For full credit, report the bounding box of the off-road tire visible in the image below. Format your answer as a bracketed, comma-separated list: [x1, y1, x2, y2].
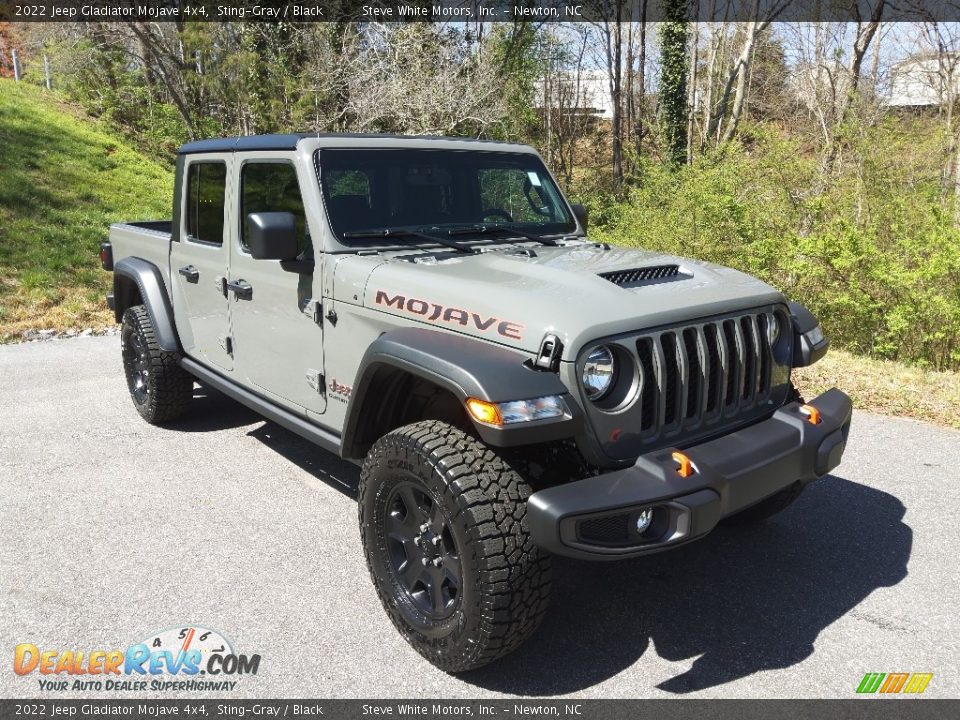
[723, 381, 807, 525]
[121, 305, 193, 424]
[359, 420, 552, 673]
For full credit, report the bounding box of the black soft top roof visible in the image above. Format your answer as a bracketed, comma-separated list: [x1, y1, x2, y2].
[177, 133, 522, 155]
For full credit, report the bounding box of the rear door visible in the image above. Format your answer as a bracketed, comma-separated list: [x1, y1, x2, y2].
[170, 155, 234, 372]
[227, 153, 326, 414]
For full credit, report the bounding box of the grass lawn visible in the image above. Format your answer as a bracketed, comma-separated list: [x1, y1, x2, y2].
[795, 348, 960, 430]
[0, 79, 173, 338]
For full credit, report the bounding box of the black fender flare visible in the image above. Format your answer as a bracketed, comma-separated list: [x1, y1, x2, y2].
[341, 327, 583, 458]
[113, 257, 181, 353]
[788, 301, 829, 367]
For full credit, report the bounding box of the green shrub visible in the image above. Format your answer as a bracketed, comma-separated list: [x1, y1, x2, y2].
[594, 124, 960, 371]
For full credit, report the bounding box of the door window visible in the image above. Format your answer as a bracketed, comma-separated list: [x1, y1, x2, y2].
[185, 162, 227, 245]
[240, 162, 308, 253]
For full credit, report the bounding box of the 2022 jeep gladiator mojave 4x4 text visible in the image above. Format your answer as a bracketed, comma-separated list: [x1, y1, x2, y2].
[102, 134, 851, 672]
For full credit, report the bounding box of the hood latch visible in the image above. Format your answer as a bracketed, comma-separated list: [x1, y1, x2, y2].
[533, 333, 563, 372]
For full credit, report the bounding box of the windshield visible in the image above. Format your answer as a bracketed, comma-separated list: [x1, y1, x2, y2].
[316, 149, 576, 242]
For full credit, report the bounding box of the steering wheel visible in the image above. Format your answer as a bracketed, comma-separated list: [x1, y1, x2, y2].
[481, 208, 513, 222]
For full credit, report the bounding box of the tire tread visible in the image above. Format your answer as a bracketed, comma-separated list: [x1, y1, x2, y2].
[359, 420, 552, 672]
[121, 306, 192, 424]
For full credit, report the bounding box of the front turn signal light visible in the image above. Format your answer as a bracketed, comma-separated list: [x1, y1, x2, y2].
[799, 404, 821, 425]
[672, 451, 695, 478]
[466, 398, 503, 426]
[465, 395, 567, 427]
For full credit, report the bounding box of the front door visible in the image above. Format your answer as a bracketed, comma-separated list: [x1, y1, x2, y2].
[227, 154, 326, 414]
[170, 156, 234, 372]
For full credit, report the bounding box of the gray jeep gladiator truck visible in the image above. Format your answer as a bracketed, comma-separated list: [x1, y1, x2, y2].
[101, 133, 851, 672]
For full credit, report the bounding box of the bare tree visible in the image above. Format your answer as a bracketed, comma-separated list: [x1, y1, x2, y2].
[708, 0, 789, 144]
[538, 25, 595, 185]
[338, 24, 507, 136]
[591, 0, 628, 183]
[816, 2, 887, 170]
[125, 22, 197, 138]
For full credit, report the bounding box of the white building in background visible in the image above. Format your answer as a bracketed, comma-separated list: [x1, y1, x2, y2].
[888, 53, 960, 108]
[788, 53, 960, 111]
[535, 69, 614, 120]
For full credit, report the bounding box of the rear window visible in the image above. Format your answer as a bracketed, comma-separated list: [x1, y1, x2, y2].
[185, 162, 227, 245]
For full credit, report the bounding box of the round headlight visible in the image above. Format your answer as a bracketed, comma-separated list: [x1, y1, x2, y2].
[583, 345, 616, 400]
[767, 315, 781, 345]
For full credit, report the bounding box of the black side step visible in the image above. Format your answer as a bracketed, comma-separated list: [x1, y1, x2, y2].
[179, 357, 345, 460]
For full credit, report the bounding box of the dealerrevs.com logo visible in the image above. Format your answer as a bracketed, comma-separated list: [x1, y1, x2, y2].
[13, 626, 260, 692]
[856, 672, 933, 695]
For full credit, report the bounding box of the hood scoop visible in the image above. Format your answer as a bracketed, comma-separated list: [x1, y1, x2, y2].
[598, 264, 683, 288]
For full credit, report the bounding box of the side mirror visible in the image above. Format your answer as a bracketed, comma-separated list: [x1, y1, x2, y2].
[247, 212, 298, 260]
[570, 203, 588, 233]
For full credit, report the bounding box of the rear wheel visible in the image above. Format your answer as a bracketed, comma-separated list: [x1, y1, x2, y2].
[359, 420, 552, 672]
[121, 305, 193, 424]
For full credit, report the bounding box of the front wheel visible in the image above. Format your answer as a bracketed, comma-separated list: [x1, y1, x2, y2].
[359, 421, 552, 672]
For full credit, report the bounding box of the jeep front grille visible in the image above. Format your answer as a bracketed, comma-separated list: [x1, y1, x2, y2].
[636, 312, 778, 433]
[581, 306, 791, 462]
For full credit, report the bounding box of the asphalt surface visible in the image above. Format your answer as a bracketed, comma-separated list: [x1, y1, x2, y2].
[1, 335, 958, 699]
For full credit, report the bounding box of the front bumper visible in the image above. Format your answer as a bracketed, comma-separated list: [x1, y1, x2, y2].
[527, 388, 852, 560]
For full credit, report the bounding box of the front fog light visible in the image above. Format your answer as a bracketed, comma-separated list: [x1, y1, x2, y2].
[466, 395, 567, 426]
[635, 509, 653, 533]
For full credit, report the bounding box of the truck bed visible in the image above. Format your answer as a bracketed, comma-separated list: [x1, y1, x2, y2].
[123, 220, 172, 235]
[109, 220, 173, 290]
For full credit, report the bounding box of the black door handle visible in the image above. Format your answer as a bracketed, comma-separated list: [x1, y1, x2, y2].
[226, 279, 253, 300]
[178, 265, 199, 283]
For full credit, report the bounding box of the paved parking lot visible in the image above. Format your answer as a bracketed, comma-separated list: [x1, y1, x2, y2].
[1, 336, 958, 698]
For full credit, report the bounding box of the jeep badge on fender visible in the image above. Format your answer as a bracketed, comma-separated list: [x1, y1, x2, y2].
[102, 133, 850, 672]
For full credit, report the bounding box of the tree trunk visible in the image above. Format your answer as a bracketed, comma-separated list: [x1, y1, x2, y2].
[719, 20, 759, 144]
[611, 6, 624, 184]
[823, 3, 885, 175]
[701, 22, 721, 149]
[625, 21, 634, 155]
[686, 22, 699, 163]
[635, 4, 647, 155]
[658, 4, 689, 165]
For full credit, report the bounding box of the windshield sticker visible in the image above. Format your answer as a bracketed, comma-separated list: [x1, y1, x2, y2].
[527, 171, 542, 187]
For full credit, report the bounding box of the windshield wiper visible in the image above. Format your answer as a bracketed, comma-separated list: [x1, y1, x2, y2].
[342, 228, 476, 254]
[447, 224, 559, 247]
